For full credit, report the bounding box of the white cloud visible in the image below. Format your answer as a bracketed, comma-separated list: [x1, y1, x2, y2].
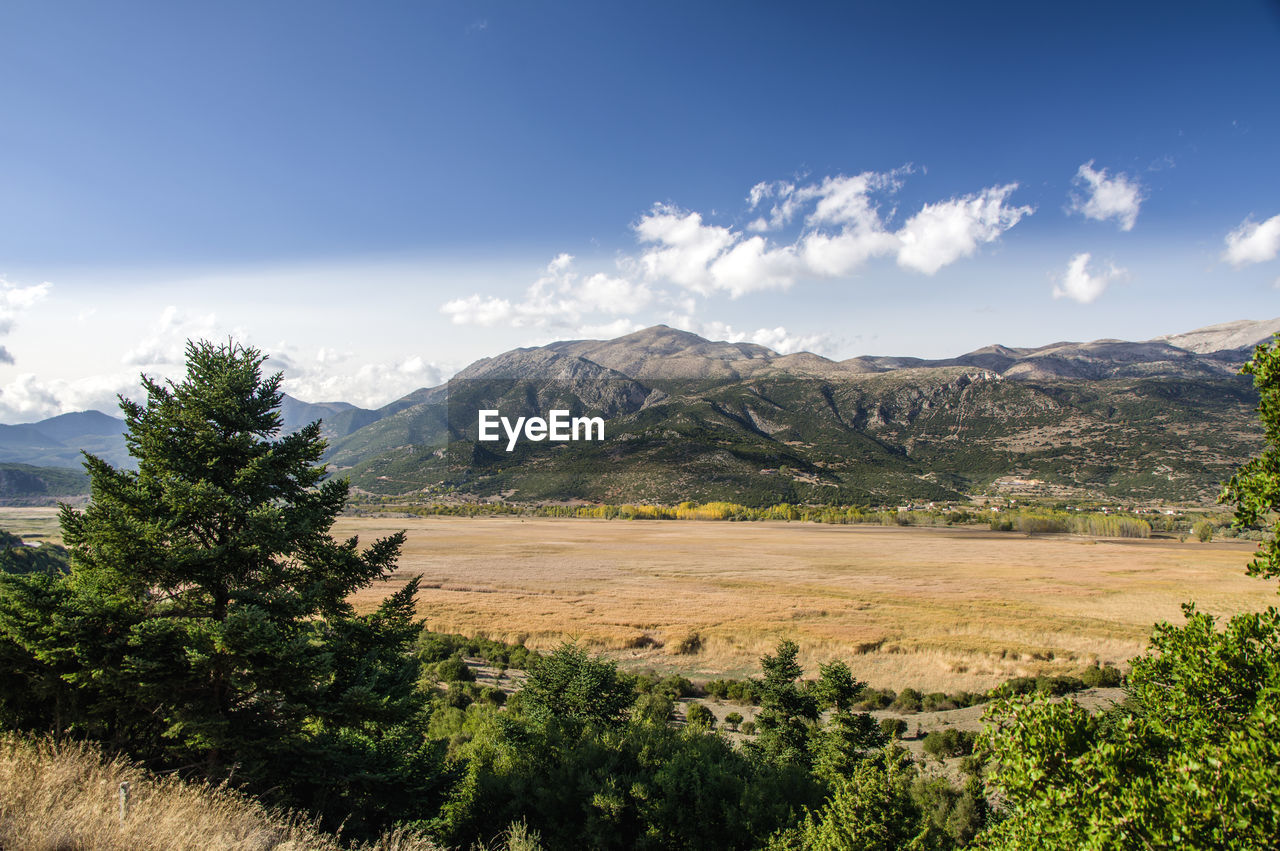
[1223, 213, 1280, 267]
[805, 172, 898, 227]
[666, 317, 836, 357]
[443, 170, 1034, 327]
[0, 371, 141, 422]
[634, 172, 1031, 295]
[745, 325, 835, 356]
[746, 180, 802, 232]
[0, 348, 455, 422]
[0, 276, 52, 358]
[1052, 252, 1126, 304]
[0, 278, 51, 317]
[573, 318, 647, 339]
[280, 356, 451, 408]
[443, 254, 652, 328]
[799, 229, 899, 277]
[441, 294, 515, 326]
[250, 337, 452, 408]
[635, 205, 736, 292]
[1068, 161, 1143, 231]
[709, 236, 800, 296]
[896, 184, 1033, 275]
[122, 306, 228, 366]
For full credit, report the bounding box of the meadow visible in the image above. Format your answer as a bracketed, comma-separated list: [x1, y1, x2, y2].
[5, 506, 1266, 693]
[335, 514, 1267, 692]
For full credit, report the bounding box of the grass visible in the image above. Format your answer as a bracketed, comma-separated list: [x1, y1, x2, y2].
[0, 506, 67, 544]
[338, 515, 1272, 692]
[5, 506, 1270, 693]
[0, 734, 447, 851]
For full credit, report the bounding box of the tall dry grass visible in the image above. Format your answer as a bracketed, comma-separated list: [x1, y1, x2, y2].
[0, 734, 448, 851]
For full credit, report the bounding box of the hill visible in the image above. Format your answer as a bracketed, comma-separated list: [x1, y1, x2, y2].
[330, 319, 1273, 504]
[5, 318, 1273, 505]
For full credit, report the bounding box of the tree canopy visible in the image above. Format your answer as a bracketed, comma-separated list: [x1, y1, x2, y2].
[977, 335, 1280, 848]
[0, 340, 440, 834]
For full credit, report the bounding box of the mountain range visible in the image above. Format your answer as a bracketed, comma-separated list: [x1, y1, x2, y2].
[3, 317, 1274, 504]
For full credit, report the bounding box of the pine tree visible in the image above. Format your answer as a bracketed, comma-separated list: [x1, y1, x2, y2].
[749, 640, 819, 768]
[0, 340, 439, 833]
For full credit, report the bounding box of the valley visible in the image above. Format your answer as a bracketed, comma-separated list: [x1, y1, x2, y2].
[329, 513, 1268, 692]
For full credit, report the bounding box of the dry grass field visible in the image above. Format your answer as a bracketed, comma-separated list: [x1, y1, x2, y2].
[337, 514, 1270, 692]
[0, 734, 447, 851]
[4, 507, 1270, 692]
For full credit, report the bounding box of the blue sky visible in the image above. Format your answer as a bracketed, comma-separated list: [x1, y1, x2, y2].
[1, 1, 1278, 419]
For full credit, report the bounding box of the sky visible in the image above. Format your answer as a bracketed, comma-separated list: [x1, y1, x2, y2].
[1, 0, 1278, 421]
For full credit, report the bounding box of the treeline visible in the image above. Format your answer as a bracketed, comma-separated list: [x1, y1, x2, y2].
[353, 497, 1173, 538]
[989, 511, 1151, 538]
[699, 668, 1121, 712]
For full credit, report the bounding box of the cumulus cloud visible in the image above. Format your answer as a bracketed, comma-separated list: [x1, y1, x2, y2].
[1068, 161, 1143, 231]
[0, 371, 141, 423]
[443, 254, 652, 328]
[1052, 253, 1126, 304]
[1222, 213, 1280, 267]
[632, 172, 1031, 296]
[440, 294, 515, 326]
[0, 276, 52, 359]
[666, 317, 836, 357]
[896, 184, 1032, 274]
[443, 169, 1033, 329]
[279, 355, 451, 409]
[635, 207, 737, 291]
[122, 305, 230, 366]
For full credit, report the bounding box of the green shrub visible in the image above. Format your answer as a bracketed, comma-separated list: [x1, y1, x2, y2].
[854, 688, 895, 711]
[685, 702, 716, 729]
[436, 654, 475, 683]
[1035, 676, 1085, 697]
[1080, 664, 1123, 688]
[633, 692, 674, 725]
[892, 688, 923, 713]
[922, 692, 957, 712]
[445, 682, 476, 709]
[880, 718, 908, 739]
[922, 728, 977, 760]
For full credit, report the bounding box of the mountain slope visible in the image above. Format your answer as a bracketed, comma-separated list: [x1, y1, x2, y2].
[1153, 317, 1280, 354]
[4, 317, 1271, 505]
[330, 318, 1269, 505]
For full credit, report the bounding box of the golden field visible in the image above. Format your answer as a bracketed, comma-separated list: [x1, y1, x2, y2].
[4, 507, 1270, 692]
[338, 514, 1269, 691]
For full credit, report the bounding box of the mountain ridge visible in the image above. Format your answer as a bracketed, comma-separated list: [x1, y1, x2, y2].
[2, 317, 1273, 505]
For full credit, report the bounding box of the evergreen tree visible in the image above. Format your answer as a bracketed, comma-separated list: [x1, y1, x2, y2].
[520, 641, 634, 735]
[812, 660, 886, 782]
[749, 640, 819, 768]
[0, 340, 439, 833]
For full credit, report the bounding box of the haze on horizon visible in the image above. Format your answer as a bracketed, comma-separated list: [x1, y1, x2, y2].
[0, 1, 1277, 422]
